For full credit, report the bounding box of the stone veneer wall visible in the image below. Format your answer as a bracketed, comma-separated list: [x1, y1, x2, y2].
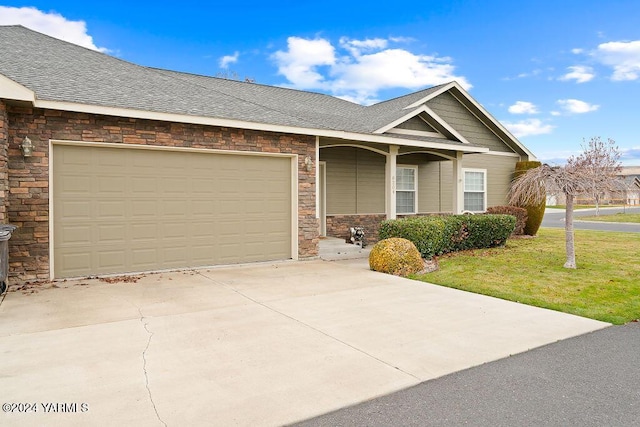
[5, 106, 318, 281]
[0, 102, 8, 223]
[326, 214, 387, 243]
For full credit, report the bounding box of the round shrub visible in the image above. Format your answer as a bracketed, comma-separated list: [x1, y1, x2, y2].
[514, 161, 546, 236]
[369, 238, 424, 277]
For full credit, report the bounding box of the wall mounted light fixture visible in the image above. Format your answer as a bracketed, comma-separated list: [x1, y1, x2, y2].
[304, 155, 312, 172]
[21, 136, 33, 157]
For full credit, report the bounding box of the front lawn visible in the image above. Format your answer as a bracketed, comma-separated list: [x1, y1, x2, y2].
[412, 228, 640, 324]
[579, 213, 640, 223]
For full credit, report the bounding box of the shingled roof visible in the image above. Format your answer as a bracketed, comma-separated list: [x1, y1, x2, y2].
[0, 25, 532, 156]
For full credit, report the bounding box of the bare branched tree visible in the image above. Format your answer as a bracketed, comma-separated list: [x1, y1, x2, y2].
[573, 137, 622, 215]
[508, 138, 622, 269]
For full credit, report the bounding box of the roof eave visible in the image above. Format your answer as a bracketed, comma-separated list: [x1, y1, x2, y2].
[0, 74, 36, 102]
[24, 98, 487, 154]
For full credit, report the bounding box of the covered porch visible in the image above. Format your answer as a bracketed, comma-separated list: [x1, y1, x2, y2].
[317, 137, 489, 241]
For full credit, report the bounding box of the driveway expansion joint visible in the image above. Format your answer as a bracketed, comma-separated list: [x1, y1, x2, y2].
[138, 308, 168, 427]
[196, 271, 421, 382]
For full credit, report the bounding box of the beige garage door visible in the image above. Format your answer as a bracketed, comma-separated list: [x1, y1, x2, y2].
[53, 144, 292, 278]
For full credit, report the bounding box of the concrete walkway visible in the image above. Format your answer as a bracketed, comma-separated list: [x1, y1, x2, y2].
[0, 259, 607, 426]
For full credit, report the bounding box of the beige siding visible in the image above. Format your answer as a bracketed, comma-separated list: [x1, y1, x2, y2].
[414, 154, 516, 213]
[418, 162, 441, 212]
[396, 114, 437, 132]
[321, 147, 385, 214]
[463, 154, 518, 207]
[427, 92, 512, 153]
[439, 161, 454, 212]
[356, 149, 386, 213]
[322, 147, 356, 214]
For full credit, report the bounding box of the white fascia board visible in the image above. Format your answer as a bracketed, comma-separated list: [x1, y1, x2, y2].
[33, 98, 487, 153]
[402, 82, 456, 110]
[386, 128, 445, 138]
[0, 75, 36, 102]
[422, 105, 471, 144]
[372, 92, 470, 145]
[373, 105, 430, 134]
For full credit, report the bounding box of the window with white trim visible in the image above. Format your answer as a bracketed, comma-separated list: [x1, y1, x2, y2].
[463, 169, 486, 212]
[396, 166, 417, 214]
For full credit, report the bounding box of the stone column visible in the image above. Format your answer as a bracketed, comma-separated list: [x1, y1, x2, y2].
[0, 101, 8, 223]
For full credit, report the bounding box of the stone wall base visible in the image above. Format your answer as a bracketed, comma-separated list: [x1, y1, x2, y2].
[326, 214, 387, 243]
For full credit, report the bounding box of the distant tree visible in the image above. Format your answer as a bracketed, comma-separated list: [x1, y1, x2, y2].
[215, 70, 255, 83]
[575, 137, 622, 215]
[508, 138, 622, 269]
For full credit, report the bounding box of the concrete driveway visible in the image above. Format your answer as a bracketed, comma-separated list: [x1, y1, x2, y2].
[0, 259, 607, 426]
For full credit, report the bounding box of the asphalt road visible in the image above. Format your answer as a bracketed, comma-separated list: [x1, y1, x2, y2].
[542, 206, 640, 233]
[293, 323, 640, 427]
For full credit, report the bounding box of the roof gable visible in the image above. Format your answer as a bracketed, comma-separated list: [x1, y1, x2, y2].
[369, 81, 535, 158]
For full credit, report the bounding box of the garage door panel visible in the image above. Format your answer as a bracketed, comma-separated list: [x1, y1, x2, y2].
[161, 178, 186, 195]
[53, 145, 292, 278]
[131, 176, 158, 193]
[191, 200, 216, 216]
[131, 200, 158, 218]
[59, 252, 91, 276]
[58, 225, 92, 245]
[97, 224, 126, 243]
[97, 249, 126, 270]
[97, 175, 127, 194]
[97, 200, 127, 218]
[60, 175, 91, 195]
[131, 223, 158, 241]
[58, 200, 91, 220]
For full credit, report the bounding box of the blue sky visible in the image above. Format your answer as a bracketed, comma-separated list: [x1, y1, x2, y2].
[1, 1, 639, 164]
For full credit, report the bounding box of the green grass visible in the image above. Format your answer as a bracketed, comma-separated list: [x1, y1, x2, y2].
[579, 213, 640, 223]
[411, 228, 640, 324]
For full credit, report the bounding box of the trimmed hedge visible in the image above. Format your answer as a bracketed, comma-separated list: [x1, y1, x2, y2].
[486, 206, 528, 235]
[378, 214, 516, 259]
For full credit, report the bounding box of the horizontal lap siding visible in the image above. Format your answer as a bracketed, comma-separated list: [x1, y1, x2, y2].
[427, 92, 512, 153]
[463, 154, 518, 207]
[321, 147, 385, 215]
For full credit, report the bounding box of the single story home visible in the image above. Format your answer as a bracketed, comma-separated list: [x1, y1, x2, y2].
[0, 25, 536, 281]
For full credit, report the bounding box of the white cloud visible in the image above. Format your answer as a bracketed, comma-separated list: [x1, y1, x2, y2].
[556, 99, 599, 114]
[508, 101, 538, 114]
[0, 6, 107, 52]
[502, 119, 554, 138]
[571, 48, 584, 54]
[620, 146, 640, 162]
[593, 40, 640, 81]
[271, 37, 336, 90]
[559, 65, 595, 83]
[219, 51, 239, 69]
[339, 37, 388, 56]
[272, 36, 470, 105]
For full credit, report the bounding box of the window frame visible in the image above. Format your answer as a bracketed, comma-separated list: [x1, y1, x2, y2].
[396, 165, 418, 215]
[462, 168, 487, 212]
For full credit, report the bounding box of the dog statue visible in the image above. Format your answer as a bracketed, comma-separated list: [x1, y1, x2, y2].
[346, 226, 366, 248]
